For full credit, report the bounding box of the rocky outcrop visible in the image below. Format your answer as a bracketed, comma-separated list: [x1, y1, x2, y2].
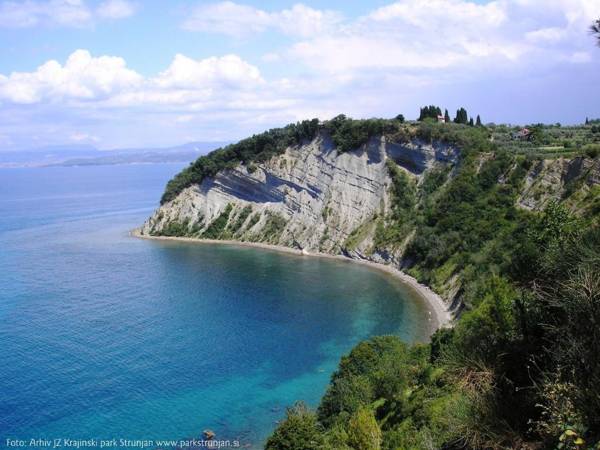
[141, 133, 458, 257]
[518, 156, 600, 211]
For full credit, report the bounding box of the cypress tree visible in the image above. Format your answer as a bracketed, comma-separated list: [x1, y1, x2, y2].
[418, 105, 443, 121]
[476, 115, 482, 126]
[469, 117, 474, 126]
[454, 107, 468, 124]
[444, 109, 450, 123]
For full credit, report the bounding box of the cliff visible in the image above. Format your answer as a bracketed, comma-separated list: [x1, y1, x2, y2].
[141, 133, 457, 259]
[140, 123, 600, 315]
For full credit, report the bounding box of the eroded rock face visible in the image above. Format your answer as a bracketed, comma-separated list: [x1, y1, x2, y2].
[518, 157, 600, 210]
[140, 134, 458, 254]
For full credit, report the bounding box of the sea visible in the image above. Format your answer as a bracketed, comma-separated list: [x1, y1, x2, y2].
[0, 163, 431, 449]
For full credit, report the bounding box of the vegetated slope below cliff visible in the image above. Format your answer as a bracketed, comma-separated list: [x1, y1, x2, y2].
[141, 119, 599, 315]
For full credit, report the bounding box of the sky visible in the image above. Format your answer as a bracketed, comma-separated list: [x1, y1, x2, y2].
[0, 0, 599, 150]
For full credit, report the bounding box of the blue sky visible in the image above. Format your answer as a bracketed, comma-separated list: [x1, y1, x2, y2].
[0, 0, 598, 150]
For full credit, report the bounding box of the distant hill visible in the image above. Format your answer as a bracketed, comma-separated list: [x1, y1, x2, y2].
[0, 141, 230, 168]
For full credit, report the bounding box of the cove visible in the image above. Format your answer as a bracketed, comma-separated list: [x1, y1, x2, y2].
[0, 164, 432, 449]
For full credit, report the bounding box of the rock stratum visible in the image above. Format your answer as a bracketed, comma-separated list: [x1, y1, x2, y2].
[141, 133, 457, 257]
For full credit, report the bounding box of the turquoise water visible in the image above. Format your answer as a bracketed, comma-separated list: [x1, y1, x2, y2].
[0, 164, 431, 449]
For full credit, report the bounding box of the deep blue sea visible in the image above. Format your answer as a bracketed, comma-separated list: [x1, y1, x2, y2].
[0, 164, 431, 449]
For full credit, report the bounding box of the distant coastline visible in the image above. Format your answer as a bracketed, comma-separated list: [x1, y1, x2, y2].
[130, 229, 453, 334]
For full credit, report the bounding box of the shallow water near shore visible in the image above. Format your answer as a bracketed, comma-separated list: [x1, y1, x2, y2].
[0, 164, 432, 449]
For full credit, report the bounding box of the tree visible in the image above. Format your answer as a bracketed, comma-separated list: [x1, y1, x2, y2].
[469, 117, 474, 126]
[591, 19, 600, 47]
[444, 109, 451, 123]
[454, 107, 468, 124]
[476, 115, 482, 126]
[395, 114, 405, 123]
[347, 407, 382, 450]
[265, 402, 326, 450]
[419, 105, 442, 121]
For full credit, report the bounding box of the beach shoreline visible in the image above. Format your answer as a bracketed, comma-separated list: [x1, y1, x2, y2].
[130, 229, 453, 334]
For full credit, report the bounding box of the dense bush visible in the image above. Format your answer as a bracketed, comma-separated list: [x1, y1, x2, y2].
[265, 403, 325, 450]
[324, 115, 399, 153]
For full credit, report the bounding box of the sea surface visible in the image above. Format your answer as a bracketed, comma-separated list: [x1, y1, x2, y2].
[0, 164, 432, 449]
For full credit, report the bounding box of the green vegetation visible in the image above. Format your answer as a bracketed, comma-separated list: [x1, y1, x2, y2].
[201, 204, 233, 239]
[326, 115, 399, 153]
[158, 218, 190, 237]
[260, 211, 288, 243]
[418, 105, 442, 121]
[266, 116, 600, 450]
[591, 19, 600, 46]
[373, 161, 416, 250]
[265, 403, 325, 450]
[454, 107, 469, 124]
[228, 205, 253, 235]
[345, 217, 377, 252]
[490, 122, 600, 158]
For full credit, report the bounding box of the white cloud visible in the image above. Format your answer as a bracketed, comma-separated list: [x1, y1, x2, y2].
[180, 0, 598, 78]
[96, 0, 136, 19]
[526, 27, 567, 43]
[0, 50, 142, 103]
[182, 2, 270, 36]
[154, 54, 263, 90]
[286, 0, 598, 75]
[0, 0, 136, 28]
[182, 1, 342, 37]
[0, 0, 91, 28]
[368, 0, 506, 29]
[0, 50, 263, 106]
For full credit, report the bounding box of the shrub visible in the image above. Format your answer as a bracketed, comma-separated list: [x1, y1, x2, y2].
[265, 402, 325, 450]
[201, 204, 232, 239]
[347, 407, 382, 450]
